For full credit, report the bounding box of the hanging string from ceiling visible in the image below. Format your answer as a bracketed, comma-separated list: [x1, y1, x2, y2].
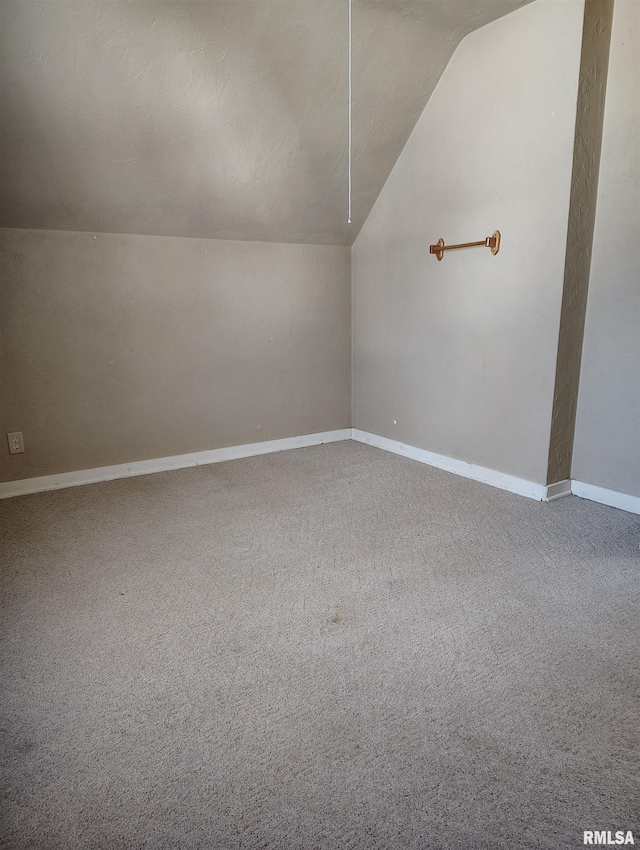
[348, 0, 352, 224]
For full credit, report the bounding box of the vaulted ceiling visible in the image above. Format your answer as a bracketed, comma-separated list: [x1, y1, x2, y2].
[0, 0, 532, 245]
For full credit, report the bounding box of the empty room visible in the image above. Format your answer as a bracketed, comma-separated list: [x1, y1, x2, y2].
[1, 0, 638, 847]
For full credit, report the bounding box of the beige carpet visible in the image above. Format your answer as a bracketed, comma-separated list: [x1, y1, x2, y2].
[1, 441, 638, 849]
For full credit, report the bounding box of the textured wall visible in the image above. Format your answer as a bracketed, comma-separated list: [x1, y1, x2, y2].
[352, 0, 584, 485]
[572, 0, 640, 497]
[546, 0, 613, 485]
[0, 0, 531, 246]
[0, 229, 351, 482]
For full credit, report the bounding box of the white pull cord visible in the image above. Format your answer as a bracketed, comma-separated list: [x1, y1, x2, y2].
[348, 0, 352, 223]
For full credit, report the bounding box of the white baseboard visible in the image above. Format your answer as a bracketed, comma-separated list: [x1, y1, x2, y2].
[546, 479, 572, 502]
[0, 429, 351, 499]
[2, 428, 637, 514]
[571, 480, 640, 515]
[351, 429, 554, 501]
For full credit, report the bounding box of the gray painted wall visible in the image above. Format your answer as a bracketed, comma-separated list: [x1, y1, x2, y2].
[572, 0, 640, 498]
[0, 0, 532, 246]
[0, 229, 351, 482]
[2, 0, 635, 497]
[352, 0, 584, 485]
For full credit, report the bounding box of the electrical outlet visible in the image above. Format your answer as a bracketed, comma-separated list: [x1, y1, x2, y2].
[7, 431, 25, 454]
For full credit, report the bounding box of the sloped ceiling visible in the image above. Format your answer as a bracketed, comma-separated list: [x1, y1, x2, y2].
[0, 0, 532, 246]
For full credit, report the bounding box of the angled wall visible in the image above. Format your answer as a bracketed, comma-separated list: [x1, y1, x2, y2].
[0, 0, 529, 247]
[572, 0, 640, 498]
[352, 0, 584, 485]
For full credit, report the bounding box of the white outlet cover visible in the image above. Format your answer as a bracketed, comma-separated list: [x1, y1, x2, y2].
[7, 431, 25, 454]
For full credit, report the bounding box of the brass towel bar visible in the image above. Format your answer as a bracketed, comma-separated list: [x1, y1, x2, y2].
[430, 230, 501, 261]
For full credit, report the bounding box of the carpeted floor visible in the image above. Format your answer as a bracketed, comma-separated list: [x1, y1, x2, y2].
[1, 441, 638, 850]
